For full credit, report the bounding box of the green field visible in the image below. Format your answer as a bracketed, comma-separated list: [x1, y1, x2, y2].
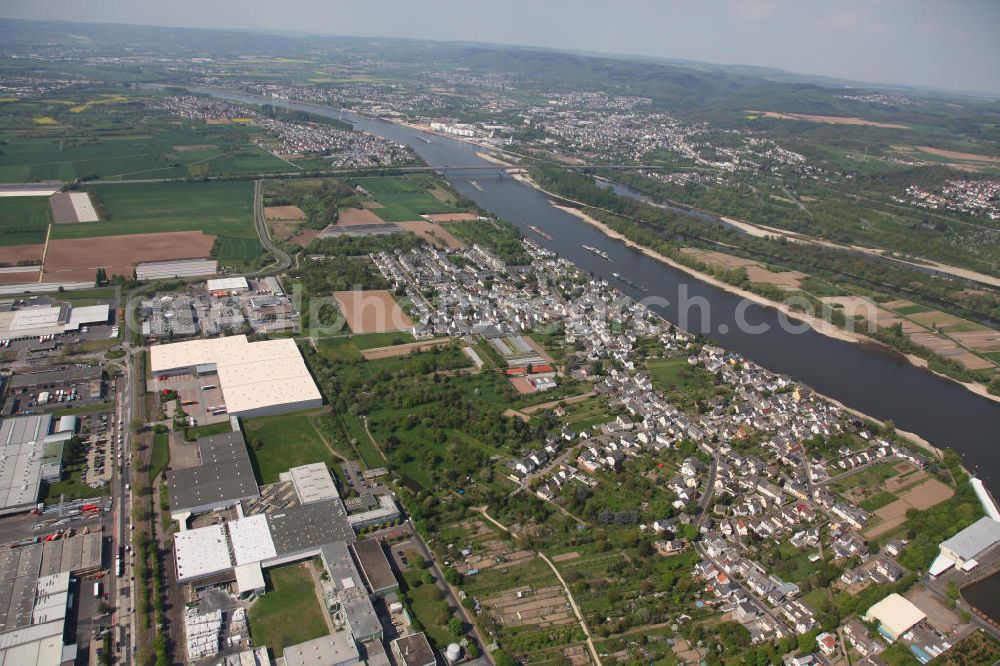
[356, 176, 461, 222]
[316, 337, 365, 363]
[861, 490, 899, 511]
[352, 330, 415, 349]
[0, 103, 291, 182]
[242, 409, 339, 483]
[402, 568, 461, 649]
[316, 331, 416, 362]
[50, 181, 256, 240]
[341, 412, 383, 469]
[893, 303, 932, 315]
[0, 196, 51, 246]
[248, 562, 329, 657]
[43, 468, 110, 503]
[43, 439, 110, 504]
[441, 218, 531, 265]
[830, 461, 901, 492]
[646, 356, 723, 411]
[558, 397, 616, 431]
[183, 421, 233, 442]
[214, 236, 265, 264]
[149, 431, 170, 481]
[52, 287, 117, 304]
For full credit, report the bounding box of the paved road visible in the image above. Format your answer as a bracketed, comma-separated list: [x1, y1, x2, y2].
[252, 179, 291, 276]
[120, 284, 156, 663]
[407, 523, 493, 664]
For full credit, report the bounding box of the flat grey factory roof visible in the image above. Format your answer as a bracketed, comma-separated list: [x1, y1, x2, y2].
[351, 539, 397, 594]
[942, 516, 1000, 560]
[0, 545, 42, 634]
[320, 542, 381, 643]
[168, 431, 259, 514]
[9, 366, 102, 389]
[392, 633, 436, 666]
[266, 499, 354, 557]
[283, 632, 359, 666]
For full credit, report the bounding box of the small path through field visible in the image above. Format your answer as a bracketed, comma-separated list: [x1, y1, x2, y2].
[472, 506, 510, 533]
[38, 224, 51, 282]
[360, 416, 389, 463]
[539, 553, 599, 664]
[307, 416, 349, 462]
[272, 153, 303, 171]
[473, 507, 601, 665]
[504, 390, 596, 421]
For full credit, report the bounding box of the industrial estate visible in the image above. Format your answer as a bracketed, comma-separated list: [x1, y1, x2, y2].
[0, 13, 999, 666]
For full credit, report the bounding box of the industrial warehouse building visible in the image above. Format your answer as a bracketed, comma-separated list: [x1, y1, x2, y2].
[173, 498, 356, 585]
[149, 334, 323, 417]
[929, 516, 1000, 576]
[283, 632, 360, 666]
[8, 366, 103, 396]
[0, 531, 103, 665]
[391, 633, 436, 666]
[0, 414, 76, 515]
[283, 462, 341, 504]
[135, 258, 218, 281]
[170, 442, 401, 661]
[206, 276, 249, 295]
[864, 593, 926, 642]
[167, 431, 260, 519]
[0, 302, 110, 342]
[350, 539, 398, 597]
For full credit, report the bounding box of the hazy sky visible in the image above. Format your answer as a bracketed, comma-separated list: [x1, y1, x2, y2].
[3, 0, 999, 95]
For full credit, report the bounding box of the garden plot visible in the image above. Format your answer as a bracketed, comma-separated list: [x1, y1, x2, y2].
[482, 585, 575, 628]
[450, 519, 534, 574]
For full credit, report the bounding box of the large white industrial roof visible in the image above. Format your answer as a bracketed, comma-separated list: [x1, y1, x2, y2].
[206, 277, 249, 292]
[941, 517, 1000, 561]
[234, 562, 266, 594]
[228, 514, 277, 566]
[284, 632, 360, 666]
[0, 302, 109, 339]
[174, 525, 233, 582]
[0, 414, 56, 512]
[135, 258, 217, 280]
[864, 593, 926, 639]
[0, 622, 64, 666]
[288, 463, 340, 504]
[0, 306, 64, 339]
[65, 304, 109, 330]
[149, 335, 322, 415]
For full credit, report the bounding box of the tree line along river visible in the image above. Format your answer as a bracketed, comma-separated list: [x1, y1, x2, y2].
[180, 86, 1000, 493]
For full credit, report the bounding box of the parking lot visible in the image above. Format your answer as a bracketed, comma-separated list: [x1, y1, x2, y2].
[155, 372, 229, 427]
[78, 410, 118, 488]
[3, 365, 106, 416]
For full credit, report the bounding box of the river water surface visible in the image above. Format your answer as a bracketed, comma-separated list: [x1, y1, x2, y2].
[185, 87, 1000, 491]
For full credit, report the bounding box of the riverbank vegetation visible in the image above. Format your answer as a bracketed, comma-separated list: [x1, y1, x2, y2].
[530, 164, 1000, 394]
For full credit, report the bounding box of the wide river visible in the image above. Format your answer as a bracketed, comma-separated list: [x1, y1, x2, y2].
[187, 88, 1000, 491]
